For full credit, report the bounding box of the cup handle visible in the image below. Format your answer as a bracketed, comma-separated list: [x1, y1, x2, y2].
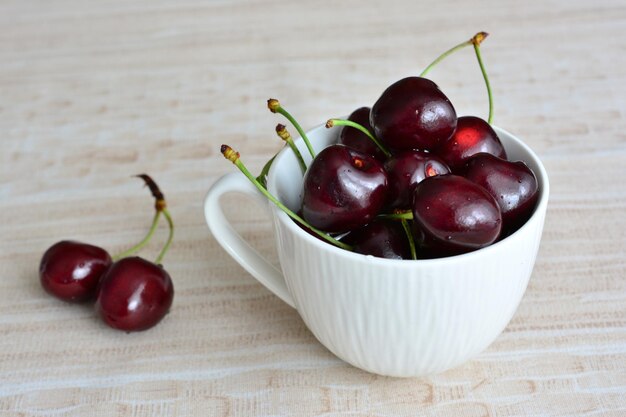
[204, 172, 296, 308]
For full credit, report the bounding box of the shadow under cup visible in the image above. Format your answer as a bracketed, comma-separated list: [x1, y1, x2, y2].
[262, 124, 549, 377]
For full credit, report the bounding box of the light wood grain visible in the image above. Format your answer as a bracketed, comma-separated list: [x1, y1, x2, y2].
[1, 0, 625, 415]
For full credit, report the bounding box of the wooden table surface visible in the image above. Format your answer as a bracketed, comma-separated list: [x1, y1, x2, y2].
[1, 0, 625, 415]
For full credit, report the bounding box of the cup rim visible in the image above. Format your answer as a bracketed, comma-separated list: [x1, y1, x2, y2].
[267, 124, 550, 266]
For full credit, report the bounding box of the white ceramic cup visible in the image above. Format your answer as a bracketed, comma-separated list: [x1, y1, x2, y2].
[205, 124, 549, 377]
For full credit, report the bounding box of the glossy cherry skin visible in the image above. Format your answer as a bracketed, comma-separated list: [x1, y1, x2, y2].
[39, 241, 112, 302]
[412, 175, 502, 257]
[384, 150, 450, 209]
[463, 153, 539, 234]
[95, 257, 174, 332]
[342, 219, 412, 259]
[337, 107, 385, 161]
[435, 116, 507, 172]
[302, 144, 388, 234]
[294, 209, 345, 243]
[370, 77, 457, 151]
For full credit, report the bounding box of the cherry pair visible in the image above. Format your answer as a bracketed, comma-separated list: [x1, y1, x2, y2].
[39, 175, 174, 331]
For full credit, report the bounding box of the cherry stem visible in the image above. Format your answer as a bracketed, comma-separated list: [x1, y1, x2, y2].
[420, 40, 472, 77]
[155, 208, 174, 264]
[400, 219, 417, 260]
[472, 40, 494, 124]
[256, 152, 278, 188]
[419, 31, 489, 78]
[276, 124, 307, 173]
[111, 174, 170, 261]
[267, 99, 315, 159]
[112, 211, 161, 261]
[326, 119, 391, 157]
[221, 145, 353, 251]
[378, 211, 413, 220]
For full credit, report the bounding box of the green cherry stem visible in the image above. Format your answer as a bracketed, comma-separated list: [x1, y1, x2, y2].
[256, 152, 278, 188]
[378, 211, 413, 221]
[325, 119, 391, 157]
[420, 37, 473, 77]
[112, 174, 170, 262]
[419, 31, 489, 78]
[400, 219, 417, 260]
[112, 211, 161, 261]
[276, 124, 307, 173]
[471, 33, 494, 124]
[267, 99, 316, 159]
[155, 208, 174, 264]
[221, 145, 352, 251]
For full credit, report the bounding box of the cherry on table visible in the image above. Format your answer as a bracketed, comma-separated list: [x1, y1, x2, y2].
[412, 175, 502, 257]
[95, 257, 174, 332]
[435, 116, 507, 172]
[301, 144, 388, 234]
[463, 152, 539, 234]
[38, 174, 176, 332]
[39, 240, 112, 302]
[370, 77, 457, 151]
[93, 175, 175, 332]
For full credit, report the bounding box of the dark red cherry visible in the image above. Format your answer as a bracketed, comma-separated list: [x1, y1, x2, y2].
[294, 209, 345, 242]
[95, 257, 174, 332]
[342, 219, 411, 260]
[302, 144, 388, 233]
[435, 116, 507, 172]
[384, 150, 450, 209]
[337, 107, 385, 161]
[370, 77, 457, 151]
[39, 240, 112, 302]
[463, 153, 539, 234]
[412, 175, 502, 257]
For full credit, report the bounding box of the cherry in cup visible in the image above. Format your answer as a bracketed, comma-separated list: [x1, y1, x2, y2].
[370, 77, 457, 151]
[412, 175, 502, 257]
[369, 32, 492, 153]
[463, 153, 539, 234]
[301, 144, 388, 234]
[383, 150, 450, 209]
[341, 219, 413, 260]
[337, 107, 386, 161]
[435, 116, 506, 172]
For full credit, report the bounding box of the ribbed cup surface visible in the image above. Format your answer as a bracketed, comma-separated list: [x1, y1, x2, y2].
[273, 207, 545, 377]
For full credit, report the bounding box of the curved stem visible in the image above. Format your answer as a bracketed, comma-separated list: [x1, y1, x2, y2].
[400, 219, 417, 260]
[326, 119, 391, 157]
[112, 211, 161, 261]
[279, 108, 315, 158]
[155, 209, 174, 264]
[222, 146, 352, 251]
[236, 159, 351, 251]
[419, 39, 473, 77]
[256, 152, 279, 188]
[473, 43, 494, 124]
[269, 101, 315, 159]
